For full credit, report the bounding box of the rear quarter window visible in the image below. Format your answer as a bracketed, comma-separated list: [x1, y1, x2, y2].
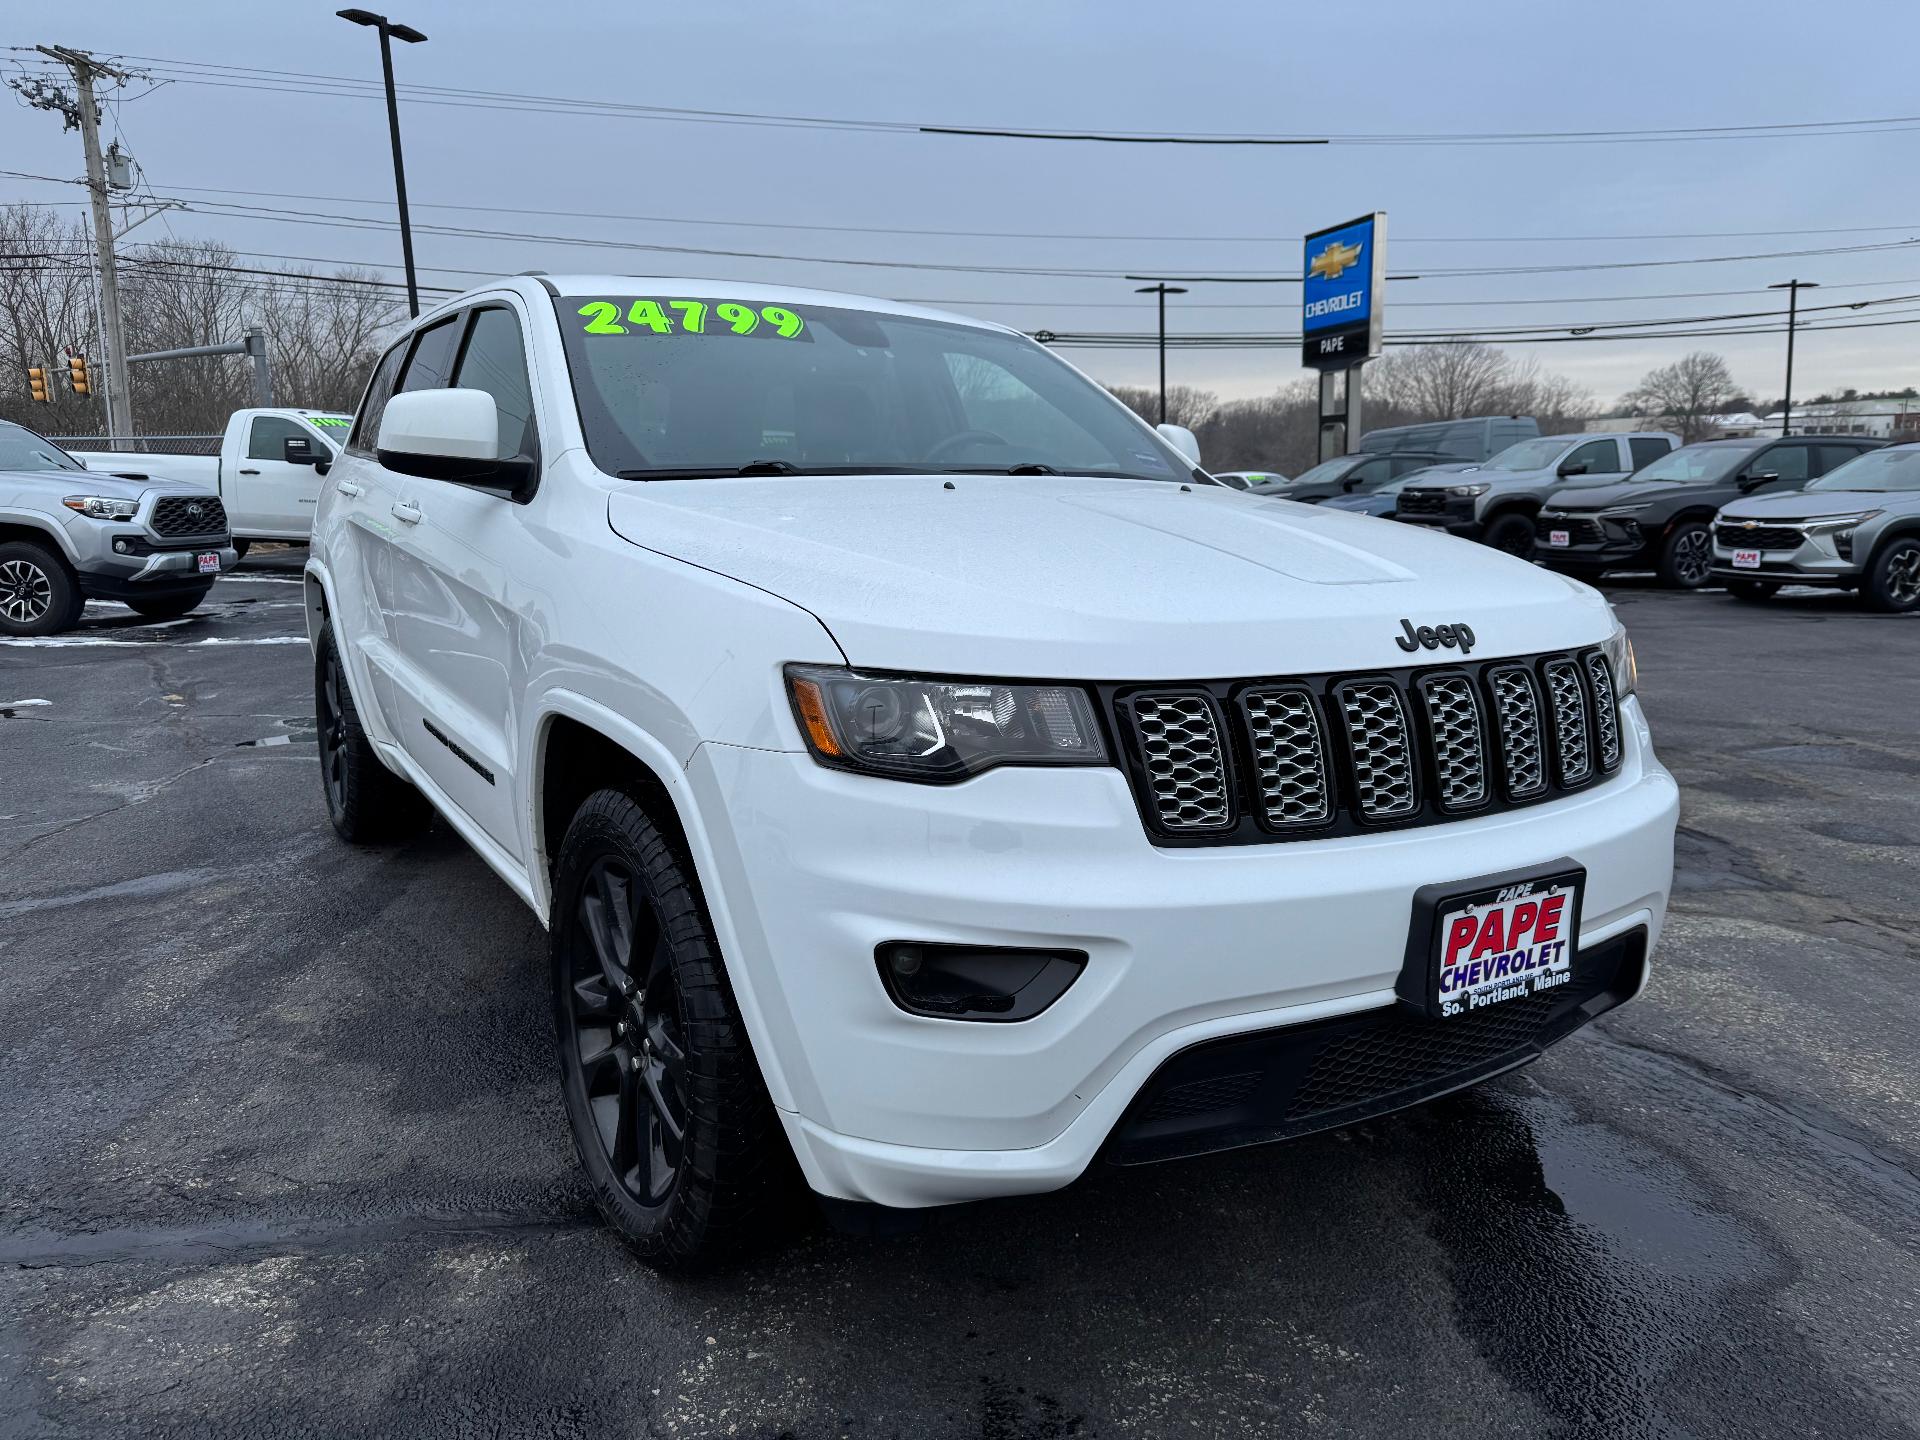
[1629, 437, 1672, 469]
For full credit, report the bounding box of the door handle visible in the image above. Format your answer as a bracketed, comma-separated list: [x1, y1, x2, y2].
[391, 501, 423, 525]
[238, 468, 261, 475]
[335, 479, 365, 497]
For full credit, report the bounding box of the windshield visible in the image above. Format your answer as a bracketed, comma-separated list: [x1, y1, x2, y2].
[1286, 458, 1357, 489]
[1625, 445, 1754, 483]
[0, 422, 84, 472]
[556, 295, 1193, 482]
[1482, 437, 1572, 471]
[1806, 446, 1920, 493]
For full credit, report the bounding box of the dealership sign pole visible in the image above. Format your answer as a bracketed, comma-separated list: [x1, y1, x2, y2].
[1302, 212, 1386, 461]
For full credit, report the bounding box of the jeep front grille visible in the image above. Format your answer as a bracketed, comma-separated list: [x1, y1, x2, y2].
[1111, 648, 1623, 846]
[1122, 693, 1232, 832]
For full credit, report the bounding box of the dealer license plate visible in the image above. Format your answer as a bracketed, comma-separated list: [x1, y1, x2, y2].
[1548, 529, 1570, 547]
[196, 552, 221, 574]
[1731, 549, 1762, 569]
[1399, 865, 1584, 1020]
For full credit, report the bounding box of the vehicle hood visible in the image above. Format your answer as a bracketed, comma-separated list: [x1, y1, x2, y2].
[1717, 488, 1913, 521]
[606, 474, 1613, 678]
[1406, 465, 1553, 492]
[0, 467, 206, 500]
[1546, 479, 1709, 511]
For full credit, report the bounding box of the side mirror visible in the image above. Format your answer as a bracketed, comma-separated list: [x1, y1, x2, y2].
[315, 458, 332, 478]
[1156, 423, 1201, 465]
[1739, 470, 1779, 490]
[283, 436, 321, 466]
[376, 389, 533, 497]
[1557, 459, 1589, 477]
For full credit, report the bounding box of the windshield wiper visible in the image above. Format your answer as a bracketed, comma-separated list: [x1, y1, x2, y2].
[935, 462, 1058, 476]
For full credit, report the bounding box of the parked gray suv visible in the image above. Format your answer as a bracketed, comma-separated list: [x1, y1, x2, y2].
[1711, 442, 1920, 612]
[0, 420, 238, 637]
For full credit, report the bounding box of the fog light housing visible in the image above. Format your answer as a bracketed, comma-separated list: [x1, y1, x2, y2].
[875, 941, 1086, 1022]
[1835, 529, 1856, 561]
[113, 538, 131, 554]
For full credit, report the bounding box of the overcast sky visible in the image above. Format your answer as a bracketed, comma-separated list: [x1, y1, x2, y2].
[8, 0, 1920, 409]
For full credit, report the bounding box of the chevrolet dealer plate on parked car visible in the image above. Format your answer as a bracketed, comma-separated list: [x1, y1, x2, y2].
[1549, 529, 1571, 547]
[1732, 549, 1763, 569]
[1402, 866, 1584, 1019]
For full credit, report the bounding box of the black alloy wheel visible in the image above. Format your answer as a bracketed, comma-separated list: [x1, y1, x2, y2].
[560, 852, 691, 1209]
[1660, 522, 1714, 589]
[1867, 537, 1920, 613]
[1484, 513, 1536, 559]
[312, 623, 429, 842]
[549, 788, 794, 1269]
[317, 638, 350, 820]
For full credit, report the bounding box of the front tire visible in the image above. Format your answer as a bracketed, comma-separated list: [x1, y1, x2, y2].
[0, 540, 83, 637]
[1483, 512, 1536, 560]
[1863, 536, 1920, 613]
[1658, 521, 1715, 589]
[313, 624, 429, 842]
[550, 789, 793, 1270]
[126, 585, 214, 620]
[1726, 579, 1779, 603]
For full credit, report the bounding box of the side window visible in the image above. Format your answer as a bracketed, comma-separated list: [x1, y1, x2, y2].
[1348, 457, 1393, 487]
[1566, 439, 1622, 474]
[248, 414, 312, 461]
[1758, 444, 1812, 482]
[453, 307, 539, 461]
[347, 340, 407, 454]
[1390, 455, 1434, 477]
[399, 316, 463, 394]
[1814, 443, 1866, 474]
[1628, 437, 1669, 469]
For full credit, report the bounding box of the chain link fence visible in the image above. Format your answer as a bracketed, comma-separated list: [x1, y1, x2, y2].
[46, 434, 223, 456]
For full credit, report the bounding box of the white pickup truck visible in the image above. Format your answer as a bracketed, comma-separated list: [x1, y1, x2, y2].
[73, 407, 351, 550]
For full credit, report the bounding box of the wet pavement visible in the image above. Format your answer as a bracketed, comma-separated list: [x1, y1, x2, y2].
[1, 554, 1916, 1438]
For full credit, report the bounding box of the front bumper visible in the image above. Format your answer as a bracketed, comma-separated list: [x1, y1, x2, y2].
[77, 539, 237, 600]
[688, 698, 1677, 1208]
[1709, 529, 1858, 587]
[1535, 516, 1652, 571]
[1396, 507, 1483, 539]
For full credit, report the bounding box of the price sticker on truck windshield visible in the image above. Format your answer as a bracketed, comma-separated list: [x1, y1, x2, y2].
[575, 298, 810, 341]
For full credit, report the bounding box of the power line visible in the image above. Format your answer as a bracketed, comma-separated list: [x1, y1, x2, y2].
[42, 52, 1920, 149]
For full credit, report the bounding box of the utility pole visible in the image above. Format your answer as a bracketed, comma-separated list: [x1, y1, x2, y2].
[28, 47, 138, 437]
[1769, 279, 1818, 438]
[338, 11, 429, 318]
[1133, 283, 1188, 424]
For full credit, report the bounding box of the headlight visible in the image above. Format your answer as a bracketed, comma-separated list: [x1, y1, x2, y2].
[62, 495, 140, 521]
[785, 666, 1109, 782]
[1801, 510, 1881, 532]
[1598, 504, 1653, 516]
[1602, 621, 1637, 700]
[1447, 483, 1490, 498]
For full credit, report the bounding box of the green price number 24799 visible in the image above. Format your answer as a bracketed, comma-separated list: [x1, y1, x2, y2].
[577, 299, 806, 339]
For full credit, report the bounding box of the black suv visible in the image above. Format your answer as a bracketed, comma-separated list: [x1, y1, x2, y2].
[1534, 435, 1884, 588]
[1262, 450, 1452, 505]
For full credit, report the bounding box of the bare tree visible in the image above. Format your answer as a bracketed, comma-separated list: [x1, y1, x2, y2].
[1106, 384, 1218, 431]
[1623, 352, 1742, 442]
[1367, 343, 1516, 420]
[0, 204, 108, 433]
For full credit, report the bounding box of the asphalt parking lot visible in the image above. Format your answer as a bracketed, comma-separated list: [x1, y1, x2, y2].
[2, 553, 1916, 1440]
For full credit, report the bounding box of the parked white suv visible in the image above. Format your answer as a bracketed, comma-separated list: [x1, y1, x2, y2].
[308, 276, 1678, 1268]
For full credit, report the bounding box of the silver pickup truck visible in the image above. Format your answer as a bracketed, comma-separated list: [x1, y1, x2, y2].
[0, 420, 238, 637]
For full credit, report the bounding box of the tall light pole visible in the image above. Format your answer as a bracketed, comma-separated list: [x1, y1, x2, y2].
[338, 9, 428, 317]
[1769, 279, 1817, 437]
[1134, 283, 1188, 424]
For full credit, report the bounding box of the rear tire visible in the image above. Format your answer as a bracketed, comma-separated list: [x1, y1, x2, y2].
[0, 540, 84, 638]
[314, 623, 430, 842]
[1863, 536, 1920, 613]
[1726, 579, 1779, 603]
[1658, 521, 1714, 589]
[1483, 512, 1536, 560]
[126, 585, 213, 620]
[550, 788, 795, 1271]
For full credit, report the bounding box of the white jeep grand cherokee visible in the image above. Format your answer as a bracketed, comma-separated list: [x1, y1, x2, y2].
[308, 275, 1678, 1268]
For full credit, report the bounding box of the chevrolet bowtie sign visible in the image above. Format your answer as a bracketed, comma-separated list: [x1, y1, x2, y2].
[1303, 213, 1386, 371]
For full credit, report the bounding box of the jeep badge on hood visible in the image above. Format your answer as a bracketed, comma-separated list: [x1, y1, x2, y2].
[1395, 618, 1477, 655]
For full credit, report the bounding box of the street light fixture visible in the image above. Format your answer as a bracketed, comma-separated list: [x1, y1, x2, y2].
[1768, 279, 1817, 437]
[1134, 283, 1188, 425]
[338, 8, 428, 317]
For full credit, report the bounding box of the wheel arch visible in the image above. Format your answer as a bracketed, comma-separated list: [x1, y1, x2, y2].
[1865, 519, 1920, 565]
[1483, 498, 1542, 524]
[0, 515, 81, 570]
[1660, 505, 1718, 535]
[528, 691, 801, 1115]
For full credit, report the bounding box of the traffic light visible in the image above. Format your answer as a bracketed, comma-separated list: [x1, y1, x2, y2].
[27, 365, 49, 403]
[67, 354, 90, 397]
